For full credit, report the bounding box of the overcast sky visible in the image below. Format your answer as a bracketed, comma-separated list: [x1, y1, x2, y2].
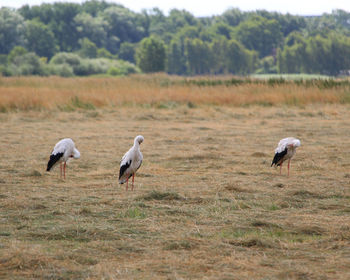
[1, 0, 349, 17]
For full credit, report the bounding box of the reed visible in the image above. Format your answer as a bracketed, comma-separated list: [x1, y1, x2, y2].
[0, 74, 349, 111]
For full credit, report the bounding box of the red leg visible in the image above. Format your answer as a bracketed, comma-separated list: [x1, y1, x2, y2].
[279, 162, 283, 174]
[125, 176, 129, 191]
[287, 159, 291, 176]
[64, 162, 66, 179]
[60, 163, 62, 178]
[132, 173, 135, 191]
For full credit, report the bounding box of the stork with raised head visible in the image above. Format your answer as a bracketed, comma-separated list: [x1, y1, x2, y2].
[119, 135, 144, 191]
[46, 138, 80, 179]
[271, 137, 301, 176]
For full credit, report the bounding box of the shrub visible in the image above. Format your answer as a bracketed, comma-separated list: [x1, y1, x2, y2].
[47, 63, 74, 77]
[0, 66, 12, 76]
[0, 54, 8, 65]
[97, 48, 115, 59]
[49, 53, 139, 77]
[50, 52, 82, 67]
[107, 66, 122, 76]
[8, 52, 45, 76]
[7, 46, 27, 64]
[117, 60, 139, 75]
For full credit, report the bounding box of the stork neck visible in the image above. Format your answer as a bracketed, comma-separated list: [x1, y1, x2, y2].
[133, 140, 140, 148]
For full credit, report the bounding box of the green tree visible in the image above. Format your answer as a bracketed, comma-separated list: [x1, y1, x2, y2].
[329, 35, 350, 75]
[185, 38, 212, 75]
[210, 22, 234, 39]
[255, 10, 306, 36]
[210, 38, 229, 74]
[331, 9, 350, 33]
[102, 6, 146, 45]
[277, 32, 350, 75]
[74, 12, 107, 47]
[166, 39, 187, 74]
[277, 33, 307, 73]
[147, 8, 198, 44]
[233, 16, 282, 58]
[20, 3, 82, 52]
[305, 35, 330, 74]
[222, 8, 245, 26]
[78, 38, 98, 58]
[50, 3, 81, 51]
[167, 9, 197, 34]
[97, 48, 115, 59]
[81, 0, 112, 16]
[118, 42, 136, 63]
[225, 39, 256, 74]
[25, 19, 57, 58]
[256, 56, 277, 74]
[146, 8, 167, 37]
[19, 3, 55, 25]
[0, 8, 26, 54]
[136, 37, 166, 73]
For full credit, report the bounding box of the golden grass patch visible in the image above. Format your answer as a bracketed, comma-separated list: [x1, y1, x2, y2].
[0, 75, 349, 111]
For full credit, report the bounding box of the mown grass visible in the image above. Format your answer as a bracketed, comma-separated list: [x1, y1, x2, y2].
[0, 78, 350, 279]
[0, 74, 350, 111]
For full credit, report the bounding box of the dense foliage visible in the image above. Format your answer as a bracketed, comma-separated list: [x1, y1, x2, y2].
[0, 0, 349, 76]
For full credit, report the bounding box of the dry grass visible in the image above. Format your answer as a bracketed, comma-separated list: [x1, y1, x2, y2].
[1, 77, 350, 279]
[0, 75, 349, 111]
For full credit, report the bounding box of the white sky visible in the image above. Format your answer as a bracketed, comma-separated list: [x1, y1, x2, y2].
[0, 0, 349, 17]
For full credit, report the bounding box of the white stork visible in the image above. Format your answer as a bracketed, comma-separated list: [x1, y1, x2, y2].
[271, 137, 301, 176]
[46, 138, 80, 179]
[119, 135, 144, 191]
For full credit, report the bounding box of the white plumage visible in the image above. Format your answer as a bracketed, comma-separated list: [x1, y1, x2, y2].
[119, 135, 144, 191]
[271, 137, 301, 176]
[47, 138, 80, 179]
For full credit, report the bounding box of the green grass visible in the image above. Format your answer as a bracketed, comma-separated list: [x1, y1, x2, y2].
[251, 73, 333, 80]
[117, 207, 147, 219]
[138, 190, 184, 201]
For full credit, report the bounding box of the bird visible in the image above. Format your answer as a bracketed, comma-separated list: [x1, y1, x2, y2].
[46, 138, 80, 179]
[271, 137, 301, 176]
[119, 135, 144, 191]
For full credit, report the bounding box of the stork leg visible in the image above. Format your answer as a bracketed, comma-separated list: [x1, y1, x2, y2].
[125, 177, 129, 191]
[63, 162, 66, 179]
[279, 162, 283, 175]
[60, 163, 63, 178]
[131, 173, 135, 191]
[287, 159, 291, 176]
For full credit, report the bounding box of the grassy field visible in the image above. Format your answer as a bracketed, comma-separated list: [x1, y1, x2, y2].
[0, 76, 350, 279]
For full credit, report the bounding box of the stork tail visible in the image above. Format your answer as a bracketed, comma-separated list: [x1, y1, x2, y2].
[47, 153, 63, 171]
[271, 148, 287, 167]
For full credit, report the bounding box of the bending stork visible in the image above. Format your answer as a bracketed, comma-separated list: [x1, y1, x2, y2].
[271, 137, 301, 176]
[119, 135, 144, 191]
[47, 138, 80, 179]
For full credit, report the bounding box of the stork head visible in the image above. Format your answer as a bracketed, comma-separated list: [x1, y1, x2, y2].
[290, 139, 301, 148]
[73, 148, 81, 159]
[294, 139, 301, 147]
[135, 135, 144, 145]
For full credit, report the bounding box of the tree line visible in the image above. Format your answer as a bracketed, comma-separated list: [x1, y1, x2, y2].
[0, 0, 350, 76]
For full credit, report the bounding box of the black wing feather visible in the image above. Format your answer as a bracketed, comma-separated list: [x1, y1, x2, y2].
[271, 148, 287, 167]
[119, 159, 132, 180]
[47, 152, 64, 171]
